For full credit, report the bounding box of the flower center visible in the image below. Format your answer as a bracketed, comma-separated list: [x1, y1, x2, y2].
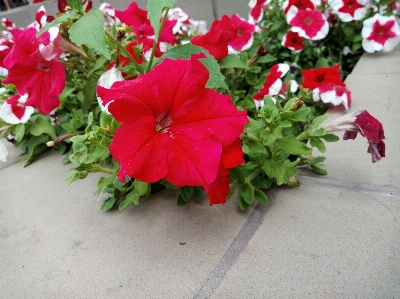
[155, 113, 172, 133]
[237, 29, 244, 37]
[304, 17, 313, 26]
[37, 62, 50, 72]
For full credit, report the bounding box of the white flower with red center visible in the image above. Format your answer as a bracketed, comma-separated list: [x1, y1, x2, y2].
[0, 94, 34, 124]
[1, 17, 15, 30]
[168, 7, 190, 35]
[287, 6, 329, 40]
[329, 0, 368, 22]
[28, 5, 48, 30]
[253, 63, 290, 108]
[362, 14, 400, 53]
[313, 83, 352, 109]
[0, 139, 8, 163]
[281, 30, 305, 52]
[228, 14, 256, 54]
[248, 0, 270, 23]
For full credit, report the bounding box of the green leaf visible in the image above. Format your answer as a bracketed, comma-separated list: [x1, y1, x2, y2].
[193, 187, 205, 201]
[13, 124, 25, 145]
[315, 57, 329, 68]
[68, 8, 110, 59]
[310, 114, 329, 129]
[254, 189, 268, 204]
[308, 156, 326, 165]
[199, 52, 229, 91]
[290, 107, 310, 121]
[311, 164, 327, 175]
[238, 193, 251, 210]
[310, 137, 326, 153]
[160, 179, 178, 189]
[309, 128, 326, 137]
[66, 171, 88, 185]
[81, 79, 97, 113]
[275, 135, 312, 155]
[37, 11, 79, 37]
[240, 183, 255, 205]
[119, 180, 149, 210]
[321, 133, 339, 142]
[29, 115, 57, 139]
[67, 0, 83, 10]
[179, 186, 194, 202]
[257, 54, 277, 64]
[101, 197, 116, 211]
[161, 44, 202, 60]
[147, 0, 176, 41]
[219, 54, 247, 69]
[262, 159, 286, 185]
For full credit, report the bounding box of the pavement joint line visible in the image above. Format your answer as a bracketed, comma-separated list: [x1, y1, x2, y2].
[298, 175, 400, 198]
[193, 189, 279, 299]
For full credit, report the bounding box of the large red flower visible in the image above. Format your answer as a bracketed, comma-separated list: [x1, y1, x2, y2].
[97, 56, 249, 205]
[191, 15, 237, 60]
[2, 28, 66, 114]
[301, 64, 345, 90]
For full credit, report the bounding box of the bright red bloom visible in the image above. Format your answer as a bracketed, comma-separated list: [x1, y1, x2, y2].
[191, 15, 237, 59]
[286, 6, 329, 40]
[2, 28, 66, 114]
[115, 2, 153, 37]
[301, 65, 345, 90]
[283, 0, 315, 14]
[97, 56, 248, 205]
[281, 30, 304, 52]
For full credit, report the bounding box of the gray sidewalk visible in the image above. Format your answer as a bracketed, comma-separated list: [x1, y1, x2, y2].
[1, 2, 400, 299]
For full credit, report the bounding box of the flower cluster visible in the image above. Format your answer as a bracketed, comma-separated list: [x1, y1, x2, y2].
[0, 0, 393, 211]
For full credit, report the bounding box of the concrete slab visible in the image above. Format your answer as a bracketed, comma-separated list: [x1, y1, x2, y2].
[209, 185, 400, 299]
[213, 0, 249, 19]
[0, 150, 254, 298]
[299, 44, 400, 188]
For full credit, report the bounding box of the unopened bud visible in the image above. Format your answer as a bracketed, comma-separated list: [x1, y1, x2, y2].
[289, 97, 304, 112]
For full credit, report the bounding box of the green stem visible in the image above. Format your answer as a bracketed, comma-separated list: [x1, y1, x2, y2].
[93, 165, 114, 174]
[230, 69, 244, 97]
[146, 8, 170, 73]
[105, 31, 144, 74]
[245, 168, 263, 183]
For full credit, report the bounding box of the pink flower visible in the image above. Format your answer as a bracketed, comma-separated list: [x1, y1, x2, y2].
[248, 0, 270, 23]
[282, 0, 315, 14]
[115, 2, 153, 37]
[1, 17, 15, 30]
[100, 3, 117, 27]
[312, 83, 352, 109]
[323, 110, 385, 162]
[254, 63, 290, 108]
[228, 14, 256, 54]
[361, 14, 400, 53]
[329, 0, 368, 22]
[2, 28, 66, 114]
[97, 56, 249, 205]
[287, 6, 329, 40]
[191, 15, 237, 59]
[301, 64, 345, 90]
[0, 93, 34, 124]
[281, 30, 305, 52]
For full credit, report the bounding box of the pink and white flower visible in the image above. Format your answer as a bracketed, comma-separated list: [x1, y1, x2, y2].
[100, 2, 118, 27]
[287, 6, 329, 40]
[0, 93, 34, 124]
[361, 14, 400, 53]
[329, 0, 368, 22]
[228, 14, 256, 54]
[97, 66, 123, 113]
[254, 63, 290, 108]
[282, 0, 318, 14]
[248, 0, 270, 23]
[281, 30, 305, 52]
[313, 83, 352, 109]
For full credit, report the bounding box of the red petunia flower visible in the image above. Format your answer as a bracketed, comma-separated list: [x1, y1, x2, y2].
[301, 64, 345, 90]
[281, 30, 305, 52]
[191, 15, 237, 60]
[254, 63, 290, 108]
[312, 83, 351, 109]
[361, 14, 400, 53]
[228, 14, 256, 54]
[286, 6, 329, 40]
[2, 28, 66, 114]
[248, 0, 270, 23]
[97, 56, 249, 205]
[282, 0, 315, 14]
[115, 2, 153, 37]
[330, 0, 367, 22]
[323, 110, 385, 162]
[0, 93, 34, 124]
